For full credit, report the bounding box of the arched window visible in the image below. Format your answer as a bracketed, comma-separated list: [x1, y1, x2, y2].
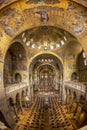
[15, 73, 22, 83]
[71, 72, 78, 81]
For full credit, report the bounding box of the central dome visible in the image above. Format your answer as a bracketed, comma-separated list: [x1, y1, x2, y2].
[18, 26, 72, 50]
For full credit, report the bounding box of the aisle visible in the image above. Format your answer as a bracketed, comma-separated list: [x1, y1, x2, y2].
[15, 95, 76, 130]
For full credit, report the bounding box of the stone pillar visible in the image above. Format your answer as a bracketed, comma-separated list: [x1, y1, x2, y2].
[29, 73, 34, 104]
[59, 83, 62, 101]
[62, 83, 67, 104]
[16, 99, 23, 115]
[31, 86, 34, 103]
[76, 93, 80, 103]
[13, 104, 19, 118]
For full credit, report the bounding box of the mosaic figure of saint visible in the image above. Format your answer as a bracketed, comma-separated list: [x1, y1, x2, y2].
[36, 10, 49, 23]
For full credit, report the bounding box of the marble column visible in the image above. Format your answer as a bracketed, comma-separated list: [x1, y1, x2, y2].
[61, 83, 67, 104]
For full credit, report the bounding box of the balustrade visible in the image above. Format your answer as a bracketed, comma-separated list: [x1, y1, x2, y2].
[5, 82, 28, 94]
[64, 81, 86, 93]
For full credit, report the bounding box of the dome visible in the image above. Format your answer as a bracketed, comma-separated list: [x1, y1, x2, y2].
[19, 26, 71, 50]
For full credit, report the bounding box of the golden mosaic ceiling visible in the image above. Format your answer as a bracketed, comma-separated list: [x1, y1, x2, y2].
[0, 0, 87, 10]
[18, 26, 75, 51]
[0, 0, 87, 39]
[0, 0, 87, 59]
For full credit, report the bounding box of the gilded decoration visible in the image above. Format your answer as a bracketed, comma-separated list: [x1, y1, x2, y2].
[26, 0, 61, 4]
[62, 2, 87, 35]
[0, 8, 24, 36]
[75, 0, 87, 6]
[24, 1, 87, 35]
[17, 26, 69, 51]
[0, 0, 12, 6]
[0, 0, 17, 9]
[28, 51, 35, 58]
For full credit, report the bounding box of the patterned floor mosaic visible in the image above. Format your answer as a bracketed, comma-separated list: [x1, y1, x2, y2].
[15, 95, 76, 130]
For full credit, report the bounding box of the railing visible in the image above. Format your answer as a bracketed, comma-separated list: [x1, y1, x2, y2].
[72, 0, 87, 7]
[64, 81, 87, 93]
[5, 82, 28, 94]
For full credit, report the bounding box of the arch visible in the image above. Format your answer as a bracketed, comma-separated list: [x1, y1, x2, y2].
[4, 42, 27, 61]
[12, 25, 84, 51]
[36, 63, 56, 73]
[8, 97, 14, 107]
[0, 0, 87, 11]
[15, 73, 22, 83]
[71, 72, 78, 81]
[37, 64, 56, 78]
[29, 52, 63, 74]
[11, 5, 87, 42]
[1, 2, 87, 61]
[3, 42, 27, 86]
[80, 95, 85, 104]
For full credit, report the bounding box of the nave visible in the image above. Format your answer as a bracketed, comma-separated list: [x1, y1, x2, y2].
[15, 94, 75, 130]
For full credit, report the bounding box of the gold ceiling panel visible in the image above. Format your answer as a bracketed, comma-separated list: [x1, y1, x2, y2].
[0, 0, 86, 56]
[18, 26, 71, 51]
[0, 0, 87, 11]
[0, 0, 18, 10]
[25, 0, 68, 9]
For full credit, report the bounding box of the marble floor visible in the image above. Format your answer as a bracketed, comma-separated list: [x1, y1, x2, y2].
[15, 94, 77, 130]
